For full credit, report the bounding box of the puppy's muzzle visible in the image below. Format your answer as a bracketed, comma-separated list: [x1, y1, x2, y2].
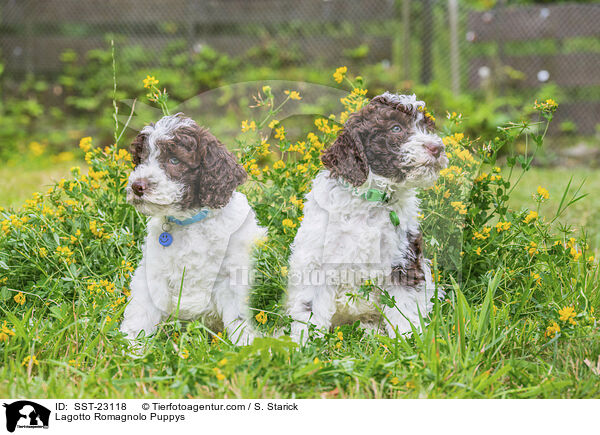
[131, 179, 149, 197]
[423, 142, 444, 158]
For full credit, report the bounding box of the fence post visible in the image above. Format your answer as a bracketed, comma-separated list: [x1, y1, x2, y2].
[421, 0, 433, 84]
[449, 0, 460, 95]
[402, 0, 412, 82]
[24, 0, 34, 74]
[185, 0, 196, 65]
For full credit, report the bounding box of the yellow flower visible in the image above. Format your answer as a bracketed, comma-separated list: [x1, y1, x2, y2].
[142, 75, 159, 89]
[289, 195, 304, 210]
[337, 331, 343, 341]
[473, 226, 491, 240]
[273, 160, 285, 170]
[451, 201, 467, 215]
[0, 321, 15, 342]
[545, 321, 560, 338]
[179, 348, 190, 359]
[534, 99, 558, 113]
[212, 367, 226, 381]
[211, 332, 223, 345]
[282, 219, 296, 229]
[14, 292, 26, 305]
[335, 341, 342, 349]
[333, 66, 347, 83]
[351, 87, 368, 97]
[254, 236, 268, 248]
[531, 272, 541, 286]
[558, 306, 577, 325]
[53, 151, 75, 163]
[526, 241, 538, 256]
[255, 311, 268, 325]
[28, 141, 46, 156]
[285, 90, 302, 100]
[390, 377, 400, 385]
[275, 126, 286, 140]
[280, 266, 288, 277]
[56, 246, 75, 264]
[241, 120, 256, 132]
[475, 247, 482, 256]
[22, 355, 39, 367]
[475, 173, 488, 183]
[495, 221, 511, 232]
[79, 137, 92, 152]
[268, 119, 279, 129]
[535, 186, 550, 201]
[523, 210, 538, 224]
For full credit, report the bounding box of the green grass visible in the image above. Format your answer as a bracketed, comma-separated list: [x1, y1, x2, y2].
[4, 161, 599, 248]
[1, 157, 599, 399]
[505, 167, 600, 251]
[1, 270, 599, 398]
[0, 159, 87, 209]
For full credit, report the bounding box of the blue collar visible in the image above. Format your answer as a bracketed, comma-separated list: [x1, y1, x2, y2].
[166, 209, 210, 226]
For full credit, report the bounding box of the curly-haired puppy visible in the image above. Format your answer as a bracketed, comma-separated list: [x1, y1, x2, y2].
[286, 92, 448, 343]
[120, 114, 265, 345]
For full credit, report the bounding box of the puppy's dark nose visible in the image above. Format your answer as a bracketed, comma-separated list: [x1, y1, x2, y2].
[424, 142, 443, 158]
[131, 179, 148, 197]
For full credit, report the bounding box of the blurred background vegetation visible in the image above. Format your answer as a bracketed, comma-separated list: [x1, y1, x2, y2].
[0, 0, 598, 212]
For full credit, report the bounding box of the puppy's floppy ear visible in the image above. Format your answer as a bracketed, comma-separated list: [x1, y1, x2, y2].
[173, 123, 207, 168]
[321, 129, 368, 187]
[129, 132, 147, 166]
[192, 131, 247, 209]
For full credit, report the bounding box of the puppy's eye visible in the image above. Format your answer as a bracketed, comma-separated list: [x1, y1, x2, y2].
[169, 157, 180, 165]
[391, 125, 402, 133]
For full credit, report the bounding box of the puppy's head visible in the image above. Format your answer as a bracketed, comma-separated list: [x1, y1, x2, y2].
[127, 114, 246, 216]
[322, 92, 448, 188]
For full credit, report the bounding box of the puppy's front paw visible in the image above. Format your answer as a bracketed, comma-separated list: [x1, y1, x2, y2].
[119, 320, 156, 342]
[233, 329, 256, 346]
[226, 319, 257, 346]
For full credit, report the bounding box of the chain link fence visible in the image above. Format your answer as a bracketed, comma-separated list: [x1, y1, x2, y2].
[1, 0, 599, 134]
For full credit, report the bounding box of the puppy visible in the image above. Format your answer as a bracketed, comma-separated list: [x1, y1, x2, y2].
[120, 114, 265, 345]
[286, 92, 448, 343]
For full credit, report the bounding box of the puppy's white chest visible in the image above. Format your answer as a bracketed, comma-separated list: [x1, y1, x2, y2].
[145, 222, 220, 315]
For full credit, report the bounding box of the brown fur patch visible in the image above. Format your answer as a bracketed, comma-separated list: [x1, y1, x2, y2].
[130, 132, 148, 166]
[321, 130, 369, 186]
[159, 121, 246, 209]
[391, 231, 426, 286]
[321, 99, 434, 185]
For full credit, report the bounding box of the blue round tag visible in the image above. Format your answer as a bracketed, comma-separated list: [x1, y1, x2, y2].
[158, 232, 173, 247]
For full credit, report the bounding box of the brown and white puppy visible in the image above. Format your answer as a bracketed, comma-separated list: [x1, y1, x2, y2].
[121, 114, 265, 345]
[286, 92, 448, 343]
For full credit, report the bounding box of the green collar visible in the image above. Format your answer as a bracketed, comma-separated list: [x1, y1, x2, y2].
[361, 188, 390, 203]
[340, 181, 399, 226]
[340, 180, 391, 203]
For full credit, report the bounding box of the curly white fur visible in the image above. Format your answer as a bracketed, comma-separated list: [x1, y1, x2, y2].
[120, 116, 266, 345]
[286, 93, 446, 343]
[286, 171, 440, 343]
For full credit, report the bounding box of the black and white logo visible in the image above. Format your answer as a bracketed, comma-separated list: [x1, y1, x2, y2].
[3, 401, 50, 433]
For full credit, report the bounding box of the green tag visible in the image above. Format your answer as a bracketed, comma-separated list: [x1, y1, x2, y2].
[364, 189, 387, 202]
[389, 210, 400, 227]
